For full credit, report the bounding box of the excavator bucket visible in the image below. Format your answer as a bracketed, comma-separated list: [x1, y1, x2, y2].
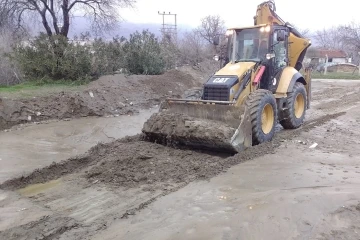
[142, 99, 253, 153]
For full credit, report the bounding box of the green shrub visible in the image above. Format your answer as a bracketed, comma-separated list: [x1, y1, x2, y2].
[160, 37, 180, 70]
[90, 36, 127, 77]
[123, 30, 165, 75]
[9, 30, 178, 84]
[13, 33, 92, 81]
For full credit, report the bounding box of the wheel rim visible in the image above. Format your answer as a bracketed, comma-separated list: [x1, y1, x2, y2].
[294, 93, 305, 118]
[261, 103, 274, 134]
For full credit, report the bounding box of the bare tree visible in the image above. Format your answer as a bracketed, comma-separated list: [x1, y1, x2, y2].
[196, 15, 226, 46]
[0, 27, 23, 85]
[179, 29, 208, 66]
[339, 22, 360, 52]
[0, 0, 135, 38]
[313, 27, 344, 50]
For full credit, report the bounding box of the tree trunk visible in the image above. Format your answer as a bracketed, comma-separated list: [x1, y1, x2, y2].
[61, 0, 70, 37]
[40, 10, 53, 37]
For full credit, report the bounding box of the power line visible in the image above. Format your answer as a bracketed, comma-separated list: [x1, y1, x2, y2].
[158, 11, 177, 43]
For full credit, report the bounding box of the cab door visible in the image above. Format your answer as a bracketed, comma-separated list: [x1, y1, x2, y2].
[268, 28, 289, 93]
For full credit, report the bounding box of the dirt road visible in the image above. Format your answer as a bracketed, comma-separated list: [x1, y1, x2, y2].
[1, 79, 360, 239]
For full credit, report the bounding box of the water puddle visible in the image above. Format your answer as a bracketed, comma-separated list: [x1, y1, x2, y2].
[0, 108, 157, 183]
[18, 179, 62, 197]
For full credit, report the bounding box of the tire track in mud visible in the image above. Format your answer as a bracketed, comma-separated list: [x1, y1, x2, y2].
[0, 215, 80, 240]
[314, 87, 360, 111]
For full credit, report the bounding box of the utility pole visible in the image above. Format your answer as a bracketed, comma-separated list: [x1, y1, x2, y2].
[324, 54, 328, 75]
[158, 11, 177, 43]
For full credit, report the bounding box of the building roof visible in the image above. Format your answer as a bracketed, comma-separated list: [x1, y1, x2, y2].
[307, 48, 347, 59]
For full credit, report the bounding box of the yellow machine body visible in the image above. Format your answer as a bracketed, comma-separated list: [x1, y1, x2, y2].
[142, 0, 312, 153]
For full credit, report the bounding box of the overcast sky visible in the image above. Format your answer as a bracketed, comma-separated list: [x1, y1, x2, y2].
[120, 0, 360, 31]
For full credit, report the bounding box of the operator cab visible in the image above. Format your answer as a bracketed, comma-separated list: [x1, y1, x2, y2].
[219, 24, 289, 93]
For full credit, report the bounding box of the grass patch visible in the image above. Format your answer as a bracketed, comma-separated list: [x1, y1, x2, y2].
[0, 79, 88, 98]
[311, 72, 360, 80]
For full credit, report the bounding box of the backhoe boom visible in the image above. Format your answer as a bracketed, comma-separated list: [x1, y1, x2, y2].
[254, 1, 311, 70]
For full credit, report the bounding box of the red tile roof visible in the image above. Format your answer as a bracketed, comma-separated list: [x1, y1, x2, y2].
[310, 49, 347, 58]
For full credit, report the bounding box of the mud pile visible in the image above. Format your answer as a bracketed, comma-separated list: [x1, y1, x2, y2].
[0, 111, 345, 192]
[142, 112, 238, 151]
[0, 106, 345, 193]
[0, 134, 270, 191]
[0, 92, 113, 130]
[139, 70, 198, 96]
[0, 70, 201, 130]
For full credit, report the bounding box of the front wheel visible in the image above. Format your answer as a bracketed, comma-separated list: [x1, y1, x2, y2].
[280, 82, 307, 129]
[246, 89, 277, 145]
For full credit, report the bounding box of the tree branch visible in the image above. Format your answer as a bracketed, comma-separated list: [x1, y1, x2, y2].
[1, 0, 135, 37]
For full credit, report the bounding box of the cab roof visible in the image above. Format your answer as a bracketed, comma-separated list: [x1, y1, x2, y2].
[227, 23, 268, 31]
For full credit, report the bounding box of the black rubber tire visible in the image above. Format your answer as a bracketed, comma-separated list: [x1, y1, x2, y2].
[246, 89, 277, 145]
[280, 82, 307, 129]
[182, 87, 203, 99]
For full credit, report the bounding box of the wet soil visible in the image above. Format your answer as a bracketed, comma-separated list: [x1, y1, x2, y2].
[1, 79, 360, 239]
[0, 111, 345, 192]
[142, 111, 238, 151]
[0, 109, 156, 183]
[0, 215, 79, 240]
[0, 68, 211, 131]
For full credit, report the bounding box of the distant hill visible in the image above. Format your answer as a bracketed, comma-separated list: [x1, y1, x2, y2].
[67, 17, 192, 40]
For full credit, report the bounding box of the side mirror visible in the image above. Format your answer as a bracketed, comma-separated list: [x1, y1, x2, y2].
[213, 35, 220, 46]
[277, 30, 286, 42]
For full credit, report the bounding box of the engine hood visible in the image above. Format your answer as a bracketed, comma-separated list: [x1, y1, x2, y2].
[214, 62, 256, 78]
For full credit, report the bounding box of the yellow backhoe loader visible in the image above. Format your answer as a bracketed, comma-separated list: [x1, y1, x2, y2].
[142, 0, 312, 153]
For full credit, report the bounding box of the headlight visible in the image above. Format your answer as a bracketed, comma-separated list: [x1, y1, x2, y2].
[260, 25, 271, 32]
[213, 55, 220, 61]
[266, 53, 275, 60]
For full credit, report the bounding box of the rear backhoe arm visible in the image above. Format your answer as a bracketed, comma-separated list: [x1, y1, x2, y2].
[254, 1, 311, 71]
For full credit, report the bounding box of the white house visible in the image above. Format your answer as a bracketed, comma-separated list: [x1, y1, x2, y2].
[306, 48, 348, 65]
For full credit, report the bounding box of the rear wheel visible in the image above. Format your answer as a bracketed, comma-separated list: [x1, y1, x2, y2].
[246, 89, 277, 145]
[280, 82, 307, 129]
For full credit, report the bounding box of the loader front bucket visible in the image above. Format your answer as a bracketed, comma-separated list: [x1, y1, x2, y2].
[142, 99, 252, 153]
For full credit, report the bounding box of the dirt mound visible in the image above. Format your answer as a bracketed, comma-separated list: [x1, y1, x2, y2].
[140, 70, 198, 96]
[177, 60, 219, 84]
[85, 140, 227, 190]
[142, 111, 238, 152]
[0, 92, 126, 130]
[0, 70, 201, 130]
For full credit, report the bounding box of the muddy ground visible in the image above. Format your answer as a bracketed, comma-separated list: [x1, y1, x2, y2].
[0, 79, 360, 239]
[0, 62, 217, 131]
